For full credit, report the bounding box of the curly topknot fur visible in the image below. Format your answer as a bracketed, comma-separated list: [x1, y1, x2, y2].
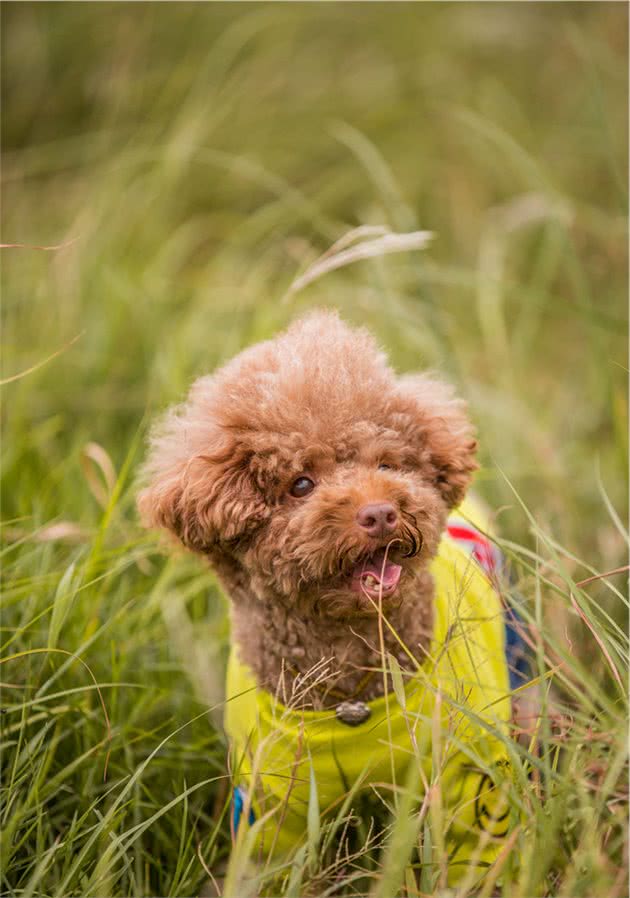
[138, 311, 478, 707]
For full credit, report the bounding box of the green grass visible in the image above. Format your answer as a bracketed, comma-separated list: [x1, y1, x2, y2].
[1, 4, 628, 896]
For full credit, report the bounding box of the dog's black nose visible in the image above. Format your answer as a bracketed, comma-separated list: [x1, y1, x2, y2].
[356, 503, 398, 538]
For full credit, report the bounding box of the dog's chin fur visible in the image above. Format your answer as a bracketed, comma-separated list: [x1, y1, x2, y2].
[138, 310, 477, 707]
[306, 572, 409, 620]
[312, 586, 406, 621]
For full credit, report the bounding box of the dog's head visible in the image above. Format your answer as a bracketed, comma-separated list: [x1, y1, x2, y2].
[138, 311, 477, 617]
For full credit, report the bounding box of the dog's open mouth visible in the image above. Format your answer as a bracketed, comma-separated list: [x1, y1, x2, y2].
[350, 549, 403, 600]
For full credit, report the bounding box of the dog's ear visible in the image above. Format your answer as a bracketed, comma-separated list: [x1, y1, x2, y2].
[396, 374, 478, 509]
[137, 387, 268, 554]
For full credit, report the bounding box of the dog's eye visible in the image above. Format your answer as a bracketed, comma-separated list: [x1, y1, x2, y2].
[290, 476, 315, 498]
[378, 463, 392, 471]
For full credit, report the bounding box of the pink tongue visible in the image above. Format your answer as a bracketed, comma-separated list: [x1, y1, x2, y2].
[353, 553, 402, 588]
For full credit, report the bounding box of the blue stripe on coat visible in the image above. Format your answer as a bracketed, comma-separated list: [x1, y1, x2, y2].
[232, 785, 256, 834]
[504, 603, 533, 691]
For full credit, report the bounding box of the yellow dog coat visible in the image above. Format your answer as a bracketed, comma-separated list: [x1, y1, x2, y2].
[225, 500, 518, 883]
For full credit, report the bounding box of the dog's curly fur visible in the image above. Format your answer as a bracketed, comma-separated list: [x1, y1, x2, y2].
[138, 311, 478, 707]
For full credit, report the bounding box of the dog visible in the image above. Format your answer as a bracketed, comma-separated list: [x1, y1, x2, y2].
[139, 310, 523, 885]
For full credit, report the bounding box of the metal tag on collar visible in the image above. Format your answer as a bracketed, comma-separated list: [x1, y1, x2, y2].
[335, 700, 371, 726]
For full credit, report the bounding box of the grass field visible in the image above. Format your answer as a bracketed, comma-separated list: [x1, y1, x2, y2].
[1, 4, 628, 896]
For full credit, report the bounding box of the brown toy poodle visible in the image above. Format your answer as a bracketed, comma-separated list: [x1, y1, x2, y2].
[139, 310, 521, 881]
[138, 310, 478, 703]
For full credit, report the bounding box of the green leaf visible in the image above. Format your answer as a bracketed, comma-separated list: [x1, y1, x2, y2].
[388, 652, 406, 711]
[307, 755, 321, 873]
[286, 844, 307, 898]
[49, 563, 79, 651]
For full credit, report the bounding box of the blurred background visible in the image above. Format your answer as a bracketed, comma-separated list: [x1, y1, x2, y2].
[2, 4, 628, 896]
[3, 3, 627, 545]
